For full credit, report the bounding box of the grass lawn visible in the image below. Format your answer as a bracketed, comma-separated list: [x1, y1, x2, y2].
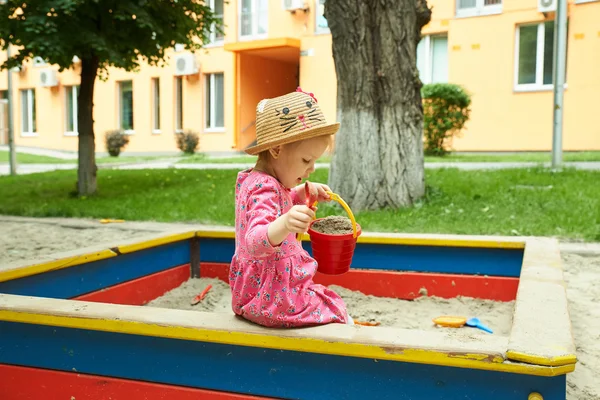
[179, 152, 600, 164]
[0, 167, 598, 241]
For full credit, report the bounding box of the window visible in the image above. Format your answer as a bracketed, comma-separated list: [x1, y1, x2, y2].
[456, 0, 502, 17]
[315, 0, 329, 34]
[417, 35, 449, 84]
[152, 78, 161, 133]
[65, 85, 79, 136]
[0, 91, 6, 100]
[575, 0, 599, 3]
[205, 73, 224, 131]
[209, 0, 225, 44]
[515, 21, 560, 91]
[239, 0, 268, 39]
[175, 77, 183, 132]
[119, 81, 134, 132]
[20, 89, 36, 136]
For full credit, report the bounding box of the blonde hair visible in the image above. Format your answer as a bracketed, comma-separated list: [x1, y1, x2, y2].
[256, 135, 334, 164]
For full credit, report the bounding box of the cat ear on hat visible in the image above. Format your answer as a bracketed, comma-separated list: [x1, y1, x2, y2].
[257, 99, 269, 113]
[296, 87, 317, 103]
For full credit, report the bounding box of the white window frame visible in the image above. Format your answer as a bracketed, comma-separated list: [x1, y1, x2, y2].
[64, 85, 79, 136]
[118, 80, 135, 135]
[207, 0, 225, 46]
[175, 77, 183, 133]
[456, 0, 502, 18]
[575, 0, 598, 3]
[417, 34, 449, 84]
[514, 22, 562, 92]
[152, 78, 161, 134]
[205, 73, 225, 133]
[20, 89, 37, 137]
[315, 0, 329, 34]
[238, 0, 268, 40]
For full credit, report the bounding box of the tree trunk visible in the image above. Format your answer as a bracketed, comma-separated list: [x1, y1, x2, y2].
[326, 0, 432, 211]
[77, 55, 99, 196]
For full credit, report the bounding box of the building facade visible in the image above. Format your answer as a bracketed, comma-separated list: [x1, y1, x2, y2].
[0, 0, 599, 154]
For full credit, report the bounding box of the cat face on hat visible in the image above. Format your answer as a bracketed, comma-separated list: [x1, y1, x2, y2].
[246, 88, 339, 155]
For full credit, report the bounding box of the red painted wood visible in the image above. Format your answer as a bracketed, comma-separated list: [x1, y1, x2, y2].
[199, 262, 518, 302]
[0, 364, 273, 400]
[73, 264, 190, 306]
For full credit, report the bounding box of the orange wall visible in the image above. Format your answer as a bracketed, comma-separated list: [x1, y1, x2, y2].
[425, 0, 600, 151]
[1, 0, 599, 153]
[239, 54, 298, 150]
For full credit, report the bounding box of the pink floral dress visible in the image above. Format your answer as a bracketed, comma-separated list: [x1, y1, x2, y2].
[229, 169, 349, 328]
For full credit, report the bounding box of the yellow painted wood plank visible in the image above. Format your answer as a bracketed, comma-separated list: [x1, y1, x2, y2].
[0, 250, 117, 283]
[0, 291, 574, 378]
[507, 350, 577, 367]
[507, 239, 577, 367]
[195, 230, 525, 250]
[117, 231, 196, 254]
[0, 309, 574, 376]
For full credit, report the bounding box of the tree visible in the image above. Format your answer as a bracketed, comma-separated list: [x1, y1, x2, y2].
[325, 0, 432, 211]
[0, 1, 218, 196]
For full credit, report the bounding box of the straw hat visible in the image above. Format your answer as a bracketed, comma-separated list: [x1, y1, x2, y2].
[245, 87, 340, 155]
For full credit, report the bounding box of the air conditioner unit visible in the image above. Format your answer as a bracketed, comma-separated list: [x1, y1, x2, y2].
[538, 0, 556, 13]
[174, 53, 198, 76]
[10, 64, 25, 73]
[283, 0, 306, 12]
[32, 56, 47, 67]
[39, 68, 59, 87]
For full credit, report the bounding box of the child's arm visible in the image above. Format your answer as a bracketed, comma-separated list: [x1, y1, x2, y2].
[267, 205, 315, 246]
[245, 186, 315, 255]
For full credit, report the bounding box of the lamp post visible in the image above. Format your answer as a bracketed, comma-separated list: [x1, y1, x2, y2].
[551, 0, 568, 169]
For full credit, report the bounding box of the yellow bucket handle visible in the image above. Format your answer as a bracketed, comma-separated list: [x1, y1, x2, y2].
[298, 189, 358, 241]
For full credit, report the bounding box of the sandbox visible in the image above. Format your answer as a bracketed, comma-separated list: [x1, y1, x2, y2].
[0, 229, 576, 399]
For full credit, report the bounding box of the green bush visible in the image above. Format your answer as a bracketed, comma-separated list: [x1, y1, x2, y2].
[175, 130, 200, 154]
[422, 83, 471, 156]
[104, 129, 130, 157]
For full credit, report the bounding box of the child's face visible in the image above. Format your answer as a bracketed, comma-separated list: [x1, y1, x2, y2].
[271, 137, 329, 188]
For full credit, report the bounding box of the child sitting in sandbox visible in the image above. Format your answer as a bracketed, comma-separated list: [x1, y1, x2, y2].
[228, 88, 353, 328]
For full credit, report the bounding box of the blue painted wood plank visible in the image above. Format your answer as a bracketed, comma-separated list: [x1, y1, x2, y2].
[200, 238, 524, 277]
[0, 321, 565, 400]
[0, 241, 190, 299]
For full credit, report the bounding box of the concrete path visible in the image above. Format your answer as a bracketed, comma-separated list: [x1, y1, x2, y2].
[2, 160, 600, 176]
[0, 145, 77, 160]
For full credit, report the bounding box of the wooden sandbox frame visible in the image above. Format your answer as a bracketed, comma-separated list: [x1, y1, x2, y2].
[0, 229, 576, 399]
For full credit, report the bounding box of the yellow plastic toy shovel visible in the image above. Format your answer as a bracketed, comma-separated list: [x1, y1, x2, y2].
[432, 316, 467, 328]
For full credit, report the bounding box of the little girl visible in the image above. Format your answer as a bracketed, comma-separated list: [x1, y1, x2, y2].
[229, 88, 352, 328]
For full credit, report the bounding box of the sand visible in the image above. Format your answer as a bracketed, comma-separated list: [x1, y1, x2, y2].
[0, 217, 597, 399]
[0, 220, 151, 266]
[146, 277, 514, 335]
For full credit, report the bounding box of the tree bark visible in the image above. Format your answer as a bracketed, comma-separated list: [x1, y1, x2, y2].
[77, 55, 99, 196]
[326, 0, 431, 211]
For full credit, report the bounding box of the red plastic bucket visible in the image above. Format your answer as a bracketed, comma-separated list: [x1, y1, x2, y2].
[308, 219, 362, 275]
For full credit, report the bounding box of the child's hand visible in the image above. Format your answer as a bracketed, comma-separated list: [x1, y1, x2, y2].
[284, 205, 316, 233]
[313, 183, 332, 203]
